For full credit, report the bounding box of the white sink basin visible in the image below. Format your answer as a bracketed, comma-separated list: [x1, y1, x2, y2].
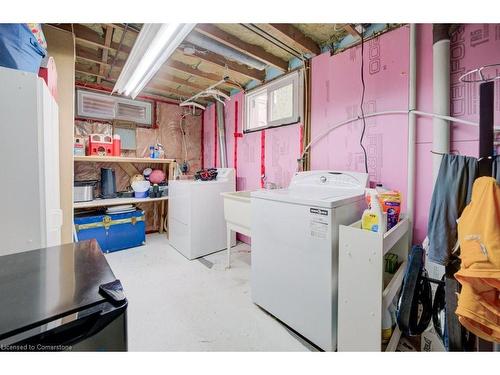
[221, 190, 251, 235]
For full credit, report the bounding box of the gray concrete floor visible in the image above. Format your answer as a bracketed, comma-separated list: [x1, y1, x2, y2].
[105, 233, 314, 351]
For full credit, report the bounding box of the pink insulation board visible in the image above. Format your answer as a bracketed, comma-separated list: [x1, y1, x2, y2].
[236, 130, 262, 192]
[310, 24, 500, 244]
[310, 26, 410, 207]
[264, 124, 301, 188]
[413, 24, 500, 243]
[208, 24, 500, 246]
[449, 24, 500, 142]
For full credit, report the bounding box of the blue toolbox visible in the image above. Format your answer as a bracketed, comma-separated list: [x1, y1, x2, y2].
[74, 209, 146, 253]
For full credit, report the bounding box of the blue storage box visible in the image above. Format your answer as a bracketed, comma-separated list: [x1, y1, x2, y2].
[74, 209, 146, 253]
[0, 24, 46, 73]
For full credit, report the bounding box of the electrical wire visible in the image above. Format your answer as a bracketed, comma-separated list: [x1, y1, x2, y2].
[359, 31, 369, 173]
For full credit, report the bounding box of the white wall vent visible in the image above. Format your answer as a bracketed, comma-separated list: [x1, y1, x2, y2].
[76, 89, 152, 126]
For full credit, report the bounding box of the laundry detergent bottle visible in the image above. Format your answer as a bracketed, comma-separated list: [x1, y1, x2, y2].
[361, 190, 387, 234]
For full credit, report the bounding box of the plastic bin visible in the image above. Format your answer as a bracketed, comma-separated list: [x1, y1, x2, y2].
[0, 24, 46, 73]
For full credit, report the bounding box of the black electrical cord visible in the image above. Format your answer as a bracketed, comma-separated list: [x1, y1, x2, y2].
[359, 32, 369, 173]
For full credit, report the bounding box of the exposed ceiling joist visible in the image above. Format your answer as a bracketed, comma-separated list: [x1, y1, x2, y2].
[144, 83, 209, 105]
[75, 63, 118, 81]
[105, 23, 140, 34]
[266, 24, 321, 56]
[74, 80, 200, 105]
[50, 24, 132, 54]
[154, 70, 230, 95]
[146, 81, 192, 98]
[195, 24, 288, 71]
[187, 49, 265, 81]
[97, 25, 114, 84]
[166, 60, 241, 90]
[344, 24, 362, 39]
[76, 45, 125, 68]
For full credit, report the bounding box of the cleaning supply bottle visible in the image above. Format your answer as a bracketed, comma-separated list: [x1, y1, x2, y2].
[382, 307, 393, 344]
[375, 183, 389, 194]
[361, 190, 387, 234]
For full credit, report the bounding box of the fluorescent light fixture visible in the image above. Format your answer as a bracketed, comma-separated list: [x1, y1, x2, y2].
[113, 23, 195, 99]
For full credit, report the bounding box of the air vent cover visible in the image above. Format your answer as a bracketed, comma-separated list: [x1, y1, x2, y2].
[77, 89, 152, 125]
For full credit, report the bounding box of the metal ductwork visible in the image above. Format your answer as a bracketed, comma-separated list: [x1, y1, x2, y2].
[184, 31, 268, 71]
[216, 101, 228, 168]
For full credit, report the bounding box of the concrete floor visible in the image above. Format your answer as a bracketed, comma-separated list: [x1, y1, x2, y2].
[105, 233, 315, 351]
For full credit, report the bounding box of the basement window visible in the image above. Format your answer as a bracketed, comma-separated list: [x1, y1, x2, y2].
[244, 69, 303, 132]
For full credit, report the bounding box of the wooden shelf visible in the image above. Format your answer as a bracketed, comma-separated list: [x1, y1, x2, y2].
[74, 196, 168, 209]
[74, 155, 176, 164]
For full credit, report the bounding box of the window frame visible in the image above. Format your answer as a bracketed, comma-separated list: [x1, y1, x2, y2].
[244, 69, 303, 133]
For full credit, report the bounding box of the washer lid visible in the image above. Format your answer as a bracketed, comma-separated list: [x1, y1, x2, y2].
[251, 170, 368, 208]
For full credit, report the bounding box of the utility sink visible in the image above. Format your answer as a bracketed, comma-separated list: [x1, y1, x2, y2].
[221, 190, 252, 235]
[221, 191, 252, 268]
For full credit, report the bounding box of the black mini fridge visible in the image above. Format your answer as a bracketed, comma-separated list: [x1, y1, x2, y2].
[0, 240, 127, 351]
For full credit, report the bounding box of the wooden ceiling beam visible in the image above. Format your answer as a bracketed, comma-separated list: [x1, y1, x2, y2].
[344, 24, 362, 39]
[153, 70, 230, 95]
[97, 25, 114, 83]
[75, 63, 118, 81]
[195, 24, 288, 71]
[76, 45, 125, 68]
[50, 24, 131, 54]
[105, 23, 140, 34]
[187, 49, 265, 81]
[166, 60, 241, 90]
[144, 84, 209, 105]
[146, 81, 191, 98]
[266, 24, 321, 56]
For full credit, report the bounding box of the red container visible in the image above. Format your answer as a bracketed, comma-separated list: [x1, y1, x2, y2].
[112, 134, 121, 157]
[88, 134, 113, 156]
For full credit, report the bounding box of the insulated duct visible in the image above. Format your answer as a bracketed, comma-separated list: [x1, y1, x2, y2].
[216, 101, 228, 168]
[185, 32, 268, 71]
[432, 24, 451, 183]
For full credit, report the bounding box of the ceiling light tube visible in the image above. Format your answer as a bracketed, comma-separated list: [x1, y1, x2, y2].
[113, 23, 195, 99]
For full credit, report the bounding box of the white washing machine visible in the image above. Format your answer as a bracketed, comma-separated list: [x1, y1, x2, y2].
[251, 170, 368, 351]
[168, 168, 236, 260]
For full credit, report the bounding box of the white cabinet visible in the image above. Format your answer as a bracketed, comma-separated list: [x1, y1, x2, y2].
[0, 67, 61, 255]
[337, 217, 409, 351]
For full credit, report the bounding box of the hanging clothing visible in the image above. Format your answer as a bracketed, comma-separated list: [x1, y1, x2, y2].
[454, 177, 500, 342]
[427, 154, 478, 266]
[492, 157, 500, 183]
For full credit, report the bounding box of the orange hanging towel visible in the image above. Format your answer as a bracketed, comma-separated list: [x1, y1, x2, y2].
[454, 177, 500, 343]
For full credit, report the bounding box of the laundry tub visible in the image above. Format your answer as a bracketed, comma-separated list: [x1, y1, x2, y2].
[221, 191, 252, 268]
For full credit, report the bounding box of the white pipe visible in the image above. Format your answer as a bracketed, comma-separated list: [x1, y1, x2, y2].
[432, 37, 451, 183]
[181, 78, 227, 105]
[300, 109, 499, 160]
[407, 23, 417, 243]
[179, 101, 206, 110]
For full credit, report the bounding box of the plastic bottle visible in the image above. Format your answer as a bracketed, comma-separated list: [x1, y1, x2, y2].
[112, 134, 121, 156]
[361, 190, 387, 234]
[382, 307, 393, 344]
[149, 146, 155, 158]
[375, 183, 389, 194]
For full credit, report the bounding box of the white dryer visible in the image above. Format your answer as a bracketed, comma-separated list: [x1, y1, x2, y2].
[168, 168, 236, 260]
[251, 170, 368, 351]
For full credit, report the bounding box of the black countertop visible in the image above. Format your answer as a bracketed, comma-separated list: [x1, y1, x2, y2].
[0, 240, 117, 339]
